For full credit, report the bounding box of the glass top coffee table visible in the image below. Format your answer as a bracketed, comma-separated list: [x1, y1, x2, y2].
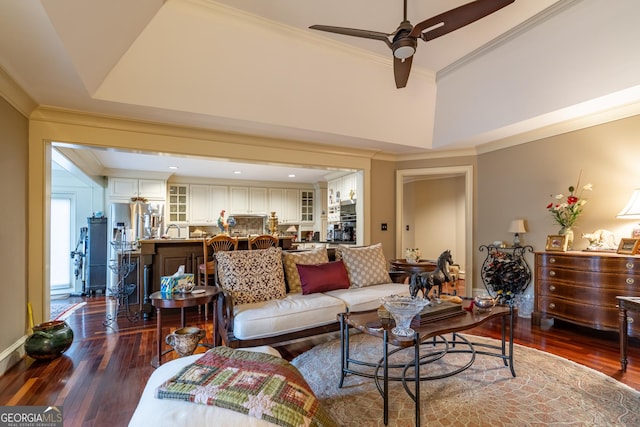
[338, 303, 515, 426]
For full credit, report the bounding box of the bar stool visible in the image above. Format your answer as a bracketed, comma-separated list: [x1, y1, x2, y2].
[248, 234, 279, 250]
[198, 235, 238, 318]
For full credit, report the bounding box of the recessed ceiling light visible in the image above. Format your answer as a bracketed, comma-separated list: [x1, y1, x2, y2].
[288, 174, 296, 178]
[168, 166, 178, 170]
[234, 171, 242, 175]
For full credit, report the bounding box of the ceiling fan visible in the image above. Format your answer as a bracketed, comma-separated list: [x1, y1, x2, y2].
[310, 0, 515, 88]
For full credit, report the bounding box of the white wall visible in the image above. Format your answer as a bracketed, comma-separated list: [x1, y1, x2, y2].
[435, 0, 640, 148]
[51, 167, 105, 294]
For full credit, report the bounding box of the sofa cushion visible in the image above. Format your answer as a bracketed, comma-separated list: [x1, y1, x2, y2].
[282, 248, 329, 293]
[324, 282, 412, 312]
[216, 247, 286, 305]
[232, 293, 346, 340]
[296, 260, 350, 295]
[340, 243, 392, 288]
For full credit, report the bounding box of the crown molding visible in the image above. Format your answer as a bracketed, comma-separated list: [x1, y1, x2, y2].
[0, 66, 37, 118]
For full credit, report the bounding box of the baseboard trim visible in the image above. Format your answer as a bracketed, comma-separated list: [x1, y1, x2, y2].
[0, 335, 27, 376]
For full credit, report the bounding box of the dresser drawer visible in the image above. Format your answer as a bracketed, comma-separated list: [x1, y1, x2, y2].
[537, 295, 618, 331]
[536, 280, 636, 305]
[537, 266, 639, 290]
[538, 253, 639, 274]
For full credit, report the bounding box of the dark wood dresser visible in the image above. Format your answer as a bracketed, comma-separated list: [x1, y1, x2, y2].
[533, 251, 640, 335]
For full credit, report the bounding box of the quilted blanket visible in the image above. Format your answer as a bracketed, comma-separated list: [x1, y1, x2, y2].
[156, 347, 336, 427]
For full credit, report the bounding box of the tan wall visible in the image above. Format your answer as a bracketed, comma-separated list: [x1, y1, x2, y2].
[0, 97, 29, 371]
[475, 115, 640, 294]
[369, 159, 396, 260]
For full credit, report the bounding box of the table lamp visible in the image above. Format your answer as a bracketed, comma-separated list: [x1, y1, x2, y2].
[508, 219, 527, 247]
[286, 225, 298, 238]
[616, 189, 640, 238]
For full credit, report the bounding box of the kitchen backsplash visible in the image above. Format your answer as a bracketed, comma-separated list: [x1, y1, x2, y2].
[189, 216, 266, 237]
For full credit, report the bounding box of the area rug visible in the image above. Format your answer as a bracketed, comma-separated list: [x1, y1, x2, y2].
[291, 333, 640, 426]
[50, 302, 86, 321]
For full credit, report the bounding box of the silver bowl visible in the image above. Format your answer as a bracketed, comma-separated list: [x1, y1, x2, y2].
[474, 296, 496, 311]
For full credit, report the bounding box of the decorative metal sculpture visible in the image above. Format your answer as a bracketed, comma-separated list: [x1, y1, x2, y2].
[104, 236, 139, 327]
[479, 244, 533, 304]
[409, 249, 454, 300]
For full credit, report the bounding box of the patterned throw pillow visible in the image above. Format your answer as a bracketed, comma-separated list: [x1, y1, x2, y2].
[216, 247, 286, 305]
[340, 243, 392, 288]
[282, 248, 329, 293]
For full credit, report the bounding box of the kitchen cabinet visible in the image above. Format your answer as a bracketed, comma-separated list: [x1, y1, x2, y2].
[250, 187, 269, 213]
[189, 184, 227, 225]
[300, 190, 314, 223]
[328, 173, 358, 207]
[167, 184, 188, 223]
[109, 178, 166, 200]
[533, 251, 640, 336]
[341, 173, 357, 201]
[229, 186, 268, 214]
[269, 188, 300, 223]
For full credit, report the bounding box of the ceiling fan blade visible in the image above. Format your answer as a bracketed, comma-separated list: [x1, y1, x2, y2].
[309, 25, 392, 48]
[394, 56, 413, 89]
[409, 0, 515, 41]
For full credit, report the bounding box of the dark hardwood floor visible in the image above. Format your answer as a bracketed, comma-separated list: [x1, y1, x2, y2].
[1, 296, 639, 426]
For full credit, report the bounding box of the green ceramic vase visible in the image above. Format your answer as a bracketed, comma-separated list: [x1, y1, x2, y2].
[25, 320, 74, 360]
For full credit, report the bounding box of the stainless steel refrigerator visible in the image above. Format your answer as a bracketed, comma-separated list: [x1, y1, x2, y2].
[109, 201, 165, 243]
[108, 202, 163, 318]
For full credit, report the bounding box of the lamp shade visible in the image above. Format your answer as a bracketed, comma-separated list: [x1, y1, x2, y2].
[508, 219, 527, 234]
[617, 189, 640, 219]
[286, 225, 298, 233]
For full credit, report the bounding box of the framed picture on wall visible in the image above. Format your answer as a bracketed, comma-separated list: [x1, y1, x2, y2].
[617, 238, 640, 255]
[545, 235, 568, 252]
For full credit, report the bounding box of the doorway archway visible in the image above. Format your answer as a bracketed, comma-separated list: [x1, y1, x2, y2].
[395, 166, 473, 294]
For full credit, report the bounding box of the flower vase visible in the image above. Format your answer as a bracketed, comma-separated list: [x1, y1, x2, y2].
[559, 227, 574, 250]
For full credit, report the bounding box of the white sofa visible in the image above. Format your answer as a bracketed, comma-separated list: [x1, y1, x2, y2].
[213, 244, 410, 348]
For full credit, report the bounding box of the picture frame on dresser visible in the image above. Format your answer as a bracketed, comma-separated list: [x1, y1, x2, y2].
[545, 235, 568, 252]
[617, 238, 640, 255]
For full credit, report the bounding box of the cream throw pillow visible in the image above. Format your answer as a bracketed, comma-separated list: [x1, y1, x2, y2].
[282, 248, 329, 293]
[340, 243, 391, 288]
[216, 247, 286, 305]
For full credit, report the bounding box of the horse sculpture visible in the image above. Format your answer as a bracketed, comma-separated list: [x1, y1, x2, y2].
[409, 250, 454, 300]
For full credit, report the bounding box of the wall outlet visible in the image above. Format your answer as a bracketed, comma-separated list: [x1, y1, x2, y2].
[381, 223, 387, 231]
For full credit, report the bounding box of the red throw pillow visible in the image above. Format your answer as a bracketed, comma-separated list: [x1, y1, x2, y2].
[296, 261, 351, 295]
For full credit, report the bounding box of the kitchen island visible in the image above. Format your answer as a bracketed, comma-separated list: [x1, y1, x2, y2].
[137, 236, 295, 297]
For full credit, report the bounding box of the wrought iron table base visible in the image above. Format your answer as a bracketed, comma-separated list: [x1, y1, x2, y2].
[339, 307, 515, 426]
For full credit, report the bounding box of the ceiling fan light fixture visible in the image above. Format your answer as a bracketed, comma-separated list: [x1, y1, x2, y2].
[392, 38, 416, 60]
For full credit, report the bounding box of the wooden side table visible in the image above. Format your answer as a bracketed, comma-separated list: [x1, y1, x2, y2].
[150, 288, 219, 367]
[389, 259, 436, 284]
[617, 296, 640, 372]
